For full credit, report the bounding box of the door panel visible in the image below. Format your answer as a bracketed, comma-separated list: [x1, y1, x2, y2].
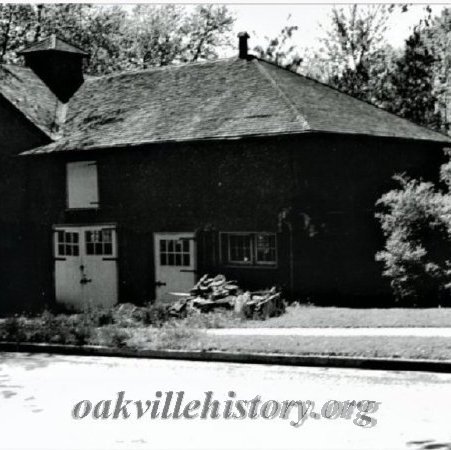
[154, 232, 196, 302]
[82, 226, 118, 308]
[54, 225, 118, 310]
[54, 229, 82, 307]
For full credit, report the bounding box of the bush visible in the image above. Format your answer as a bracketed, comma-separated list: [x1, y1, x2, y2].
[96, 326, 130, 348]
[143, 303, 171, 327]
[177, 309, 242, 328]
[376, 165, 451, 305]
[0, 316, 26, 343]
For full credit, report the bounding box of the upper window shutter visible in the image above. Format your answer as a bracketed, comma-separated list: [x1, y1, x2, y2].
[66, 161, 99, 209]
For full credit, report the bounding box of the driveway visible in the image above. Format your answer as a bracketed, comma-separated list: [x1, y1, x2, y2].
[0, 352, 450, 450]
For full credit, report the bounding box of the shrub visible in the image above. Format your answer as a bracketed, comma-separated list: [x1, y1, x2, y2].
[376, 168, 451, 305]
[96, 326, 130, 348]
[0, 316, 26, 342]
[143, 303, 171, 327]
[177, 309, 242, 328]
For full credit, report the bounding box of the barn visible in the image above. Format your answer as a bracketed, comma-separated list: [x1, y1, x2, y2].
[1, 33, 450, 313]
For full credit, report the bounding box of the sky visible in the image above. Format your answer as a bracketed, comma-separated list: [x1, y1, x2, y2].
[228, 4, 448, 55]
[116, 3, 449, 55]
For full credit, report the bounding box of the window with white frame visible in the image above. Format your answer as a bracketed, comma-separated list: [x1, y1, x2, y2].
[56, 230, 79, 256]
[222, 232, 277, 266]
[85, 229, 113, 256]
[66, 161, 99, 209]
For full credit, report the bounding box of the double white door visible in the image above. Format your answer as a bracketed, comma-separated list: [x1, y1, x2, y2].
[54, 225, 118, 310]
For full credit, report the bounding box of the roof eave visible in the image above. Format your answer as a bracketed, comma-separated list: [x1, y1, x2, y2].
[20, 129, 451, 157]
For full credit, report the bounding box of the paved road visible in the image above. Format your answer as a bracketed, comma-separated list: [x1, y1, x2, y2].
[0, 352, 450, 450]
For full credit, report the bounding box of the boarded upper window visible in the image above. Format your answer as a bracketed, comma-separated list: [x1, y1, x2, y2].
[66, 161, 99, 209]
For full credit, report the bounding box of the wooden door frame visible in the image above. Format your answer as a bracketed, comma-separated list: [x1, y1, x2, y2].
[153, 231, 197, 300]
[52, 223, 119, 307]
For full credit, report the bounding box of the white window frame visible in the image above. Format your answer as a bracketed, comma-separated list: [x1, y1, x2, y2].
[221, 232, 277, 268]
[66, 161, 99, 210]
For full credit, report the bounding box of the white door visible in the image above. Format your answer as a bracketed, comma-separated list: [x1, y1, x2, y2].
[54, 225, 118, 310]
[154, 232, 196, 302]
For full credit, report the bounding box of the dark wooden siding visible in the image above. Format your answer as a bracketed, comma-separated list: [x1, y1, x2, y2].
[0, 97, 51, 314]
[18, 133, 445, 310]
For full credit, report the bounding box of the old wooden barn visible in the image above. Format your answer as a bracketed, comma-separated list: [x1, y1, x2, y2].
[0, 33, 449, 312]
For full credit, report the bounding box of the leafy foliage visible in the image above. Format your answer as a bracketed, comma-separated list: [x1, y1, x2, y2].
[0, 4, 235, 75]
[318, 5, 393, 99]
[384, 30, 442, 129]
[0, 4, 35, 63]
[419, 8, 451, 134]
[376, 154, 451, 305]
[253, 21, 302, 70]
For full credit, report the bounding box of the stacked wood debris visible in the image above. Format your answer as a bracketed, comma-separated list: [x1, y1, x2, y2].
[168, 274, 285, 320]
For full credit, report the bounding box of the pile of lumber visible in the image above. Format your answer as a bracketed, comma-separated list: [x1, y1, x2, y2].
[168, 274, 285, 319]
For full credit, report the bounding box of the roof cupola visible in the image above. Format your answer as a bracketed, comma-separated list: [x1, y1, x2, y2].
[17, 35, 88, 103]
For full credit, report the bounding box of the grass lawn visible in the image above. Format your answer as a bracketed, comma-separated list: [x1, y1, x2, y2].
[241, 305, 451, 328]
[126, 327, 451, 361]
[194, 335, 451, 360]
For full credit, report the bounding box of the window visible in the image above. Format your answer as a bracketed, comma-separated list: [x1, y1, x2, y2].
[85, 229, 113, 256]
[222, 232, 277, 266]
[229, 234, 252, 264]
[255, 233, 277, 264]
[159, 238, 190, 267]
[56, 230, 79, 256]
[66, 161, 99, 209]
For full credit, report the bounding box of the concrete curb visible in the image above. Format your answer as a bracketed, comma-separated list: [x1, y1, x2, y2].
[1, 342, 451, 373]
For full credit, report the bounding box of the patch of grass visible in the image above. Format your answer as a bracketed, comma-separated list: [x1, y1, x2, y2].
[174, 309, 244, 329]
[192, 334, 451, 360]
[126, 323, 202, 351]
[242, 304, 451, 328]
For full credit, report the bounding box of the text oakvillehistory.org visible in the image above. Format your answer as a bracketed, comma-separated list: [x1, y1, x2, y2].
[72, 391, 380, 428]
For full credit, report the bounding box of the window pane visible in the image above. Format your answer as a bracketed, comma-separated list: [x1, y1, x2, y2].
[160, 253, 167, 266]
[160, 240, 166, 252]
[58, 244, 65, 256]
[73, 233, 79, 243]
[168, 253, 175, 266]
[229, 234, 252, 263]
[175, 253, 182, 266]
[103, 230, 112, 243]
[95, 243, 103, 254]
[182, 239, 189, 252]
[183, 254, 190, 266]
[104, 243, 113, 255]
[256, 234, 276, 263]
[86, 243, 94, 255]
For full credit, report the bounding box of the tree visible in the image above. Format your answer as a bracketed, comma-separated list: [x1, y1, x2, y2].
[385, 30, 442, 130]
[183, 5, 235, 62]
[318, 5, 394, 99]
[376, 152, 451, 305]
[420, 8, 451, 134]
[253, 21, 302, 70]
[31, 4, 128, 75]
[0, 4, 35, 64]
[124, 4, 235, 69]
[0, 4, 235, 74]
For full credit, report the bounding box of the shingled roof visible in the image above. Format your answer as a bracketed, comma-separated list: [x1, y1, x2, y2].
[12, 56, 451, 155]
[17, 35, 88, 56]
[0, 64, 58, 137]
